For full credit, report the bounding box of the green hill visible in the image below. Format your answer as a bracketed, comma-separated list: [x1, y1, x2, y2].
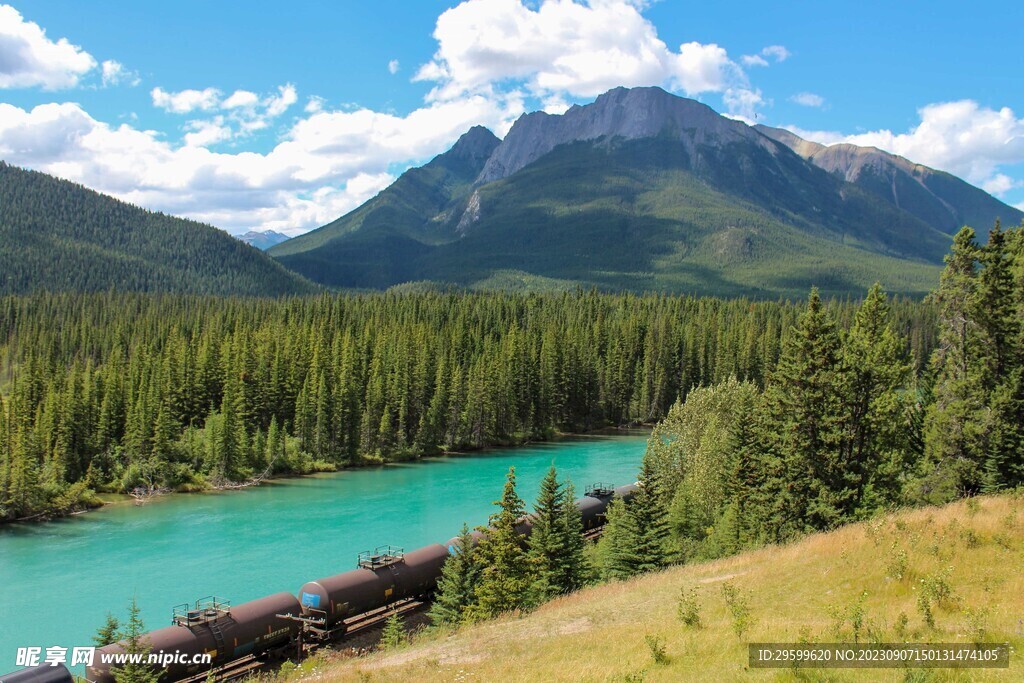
[314, 493, 1024, 682]
[0, 162, 316, 296]
[269, 87, 1008, 298]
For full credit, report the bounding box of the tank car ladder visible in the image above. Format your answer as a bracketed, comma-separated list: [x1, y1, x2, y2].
[208, 620, 228, 659]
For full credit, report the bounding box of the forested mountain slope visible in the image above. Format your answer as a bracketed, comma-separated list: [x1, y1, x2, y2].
[755, 124, 1024, 235]
[0, 163, 316, 296]
[265, 87, 1024, 298]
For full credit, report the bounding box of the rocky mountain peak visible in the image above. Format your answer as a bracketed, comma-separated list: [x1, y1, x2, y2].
[476, 86, 769, 184]
[446, 125, 500, 166]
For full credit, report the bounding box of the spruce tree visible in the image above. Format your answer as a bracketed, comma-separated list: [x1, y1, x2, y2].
[111, 597, 160, 683]
[597, 496, 640, 580]
[471, 467, 536, 618]
[554, 481, 588, 592]
[922, 227, 987, 498]
[93, 612, 121, 647]
[429, 524, 481, 626]
[629, 455, 670, 573]
[379, 611, 405, 650]
[840, 283, 914, 515]
[765, 288, 845, 533]
[526, 466, 564, 599]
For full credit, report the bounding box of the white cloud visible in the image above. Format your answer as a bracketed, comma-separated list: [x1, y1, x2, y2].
[222, 90, 259, 109]
[792, 100, 1024, 197]
[183, 117, 232, 148]
[151, 86, 221, 113]
[742, 44, 790, 68]
[388, 59, 400, 74]
[0, 95, 520, 234]
[416, 0, 749, 106]
[761, 45, 790, 62]
[0, 4, 96, 88]
[264, 83, 297, 117]
[722, 88, 763, 122]
[100, 60, 139, 87]
[305, 96, 325, 113]
[791, 92, 825, 108]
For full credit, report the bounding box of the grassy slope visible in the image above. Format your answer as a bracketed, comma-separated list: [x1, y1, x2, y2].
[316, 494, 1023, 682]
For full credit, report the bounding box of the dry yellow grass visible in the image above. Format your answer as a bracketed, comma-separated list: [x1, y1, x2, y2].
[304, 493, 1024, 682]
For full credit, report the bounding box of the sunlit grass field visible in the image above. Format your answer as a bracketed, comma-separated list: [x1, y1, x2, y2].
[305, 492, 1023, 682]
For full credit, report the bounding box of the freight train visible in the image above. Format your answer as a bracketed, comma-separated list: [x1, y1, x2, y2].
[2, 483, 637, 683]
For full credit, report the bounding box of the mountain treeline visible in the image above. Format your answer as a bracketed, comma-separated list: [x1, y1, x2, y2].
[0, 289, 935, 521]
[0, 162, 315, 296]
[605, 222, 1024, 576]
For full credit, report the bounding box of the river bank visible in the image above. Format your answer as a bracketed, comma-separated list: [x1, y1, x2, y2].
[5, 425, 653, 527]
[0, 432, 650, 671]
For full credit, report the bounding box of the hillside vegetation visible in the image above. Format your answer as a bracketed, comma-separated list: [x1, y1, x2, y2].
[312, 493, 1024, 682]
[268, 87, 1024, 298]
[0, 162, 315, 296]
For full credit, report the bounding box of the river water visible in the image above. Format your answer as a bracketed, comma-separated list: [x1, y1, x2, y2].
[0, 432, 648, 671]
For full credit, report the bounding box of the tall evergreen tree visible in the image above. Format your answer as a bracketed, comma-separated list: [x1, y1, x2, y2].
[429, 524, 481, 626]
[597, 496, 641, 580]
[111, 597, 160, 683]
[922, 227, 987, 499]
[839, 283, 914, 514]
[765, 288, 846, 534]
[471, 467, 536, 618]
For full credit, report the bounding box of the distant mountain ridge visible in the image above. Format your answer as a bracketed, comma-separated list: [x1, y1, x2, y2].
[0, 162, 316, 296]
[269, 86, 1024, 297]
[238, 229, 290, 251]
[754, 124, 1023, 235]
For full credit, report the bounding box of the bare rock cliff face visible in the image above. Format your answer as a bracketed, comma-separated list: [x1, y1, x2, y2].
[477, 86, 773, 184]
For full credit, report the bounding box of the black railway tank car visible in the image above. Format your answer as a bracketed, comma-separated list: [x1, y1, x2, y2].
[87, 592, 301, 683]
[0, 665, 73, 683]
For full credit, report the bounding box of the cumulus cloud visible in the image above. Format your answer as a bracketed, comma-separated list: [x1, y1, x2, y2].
[151, 86, 221, 113]
[0, 95, 520, 234]
[0, 4, 96, 88]
[791, 100, 1024, 197]
[100, 60, 139, 87]
[790, 92, 825, 108]
[388, 59, 400, 74]
[416, 0, 749, 108]
[221, 90, 260, 109]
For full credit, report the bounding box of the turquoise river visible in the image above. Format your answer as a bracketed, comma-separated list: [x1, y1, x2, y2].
[0, 432, 648, 672]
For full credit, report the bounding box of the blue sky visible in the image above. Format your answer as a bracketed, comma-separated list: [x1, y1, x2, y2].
[1, 0, 1022, 234]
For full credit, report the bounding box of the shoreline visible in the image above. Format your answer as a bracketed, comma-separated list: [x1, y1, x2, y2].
[3, 425, 653, 527]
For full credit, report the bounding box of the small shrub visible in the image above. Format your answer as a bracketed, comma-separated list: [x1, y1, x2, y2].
[894, 611, 909, 639]
[380, 611, 405, 650]
[866, 517, 886, 546]
[916, 591, 935, 630]
[993, 532, 1014, 551]
[965, 497, 980, 516]
[644, 635, 669, 665]
[276, 661, 296, 681]
[849, 591, 867, 643]
[886, 542, 909, 581]
[961, 606, 991, 643]
[960, 528, 980, 549]
[677, 586, 702, 628]
[721, 582, 754, 639]
[920, 565, 956, 608]
[827, 591, 869, 641]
